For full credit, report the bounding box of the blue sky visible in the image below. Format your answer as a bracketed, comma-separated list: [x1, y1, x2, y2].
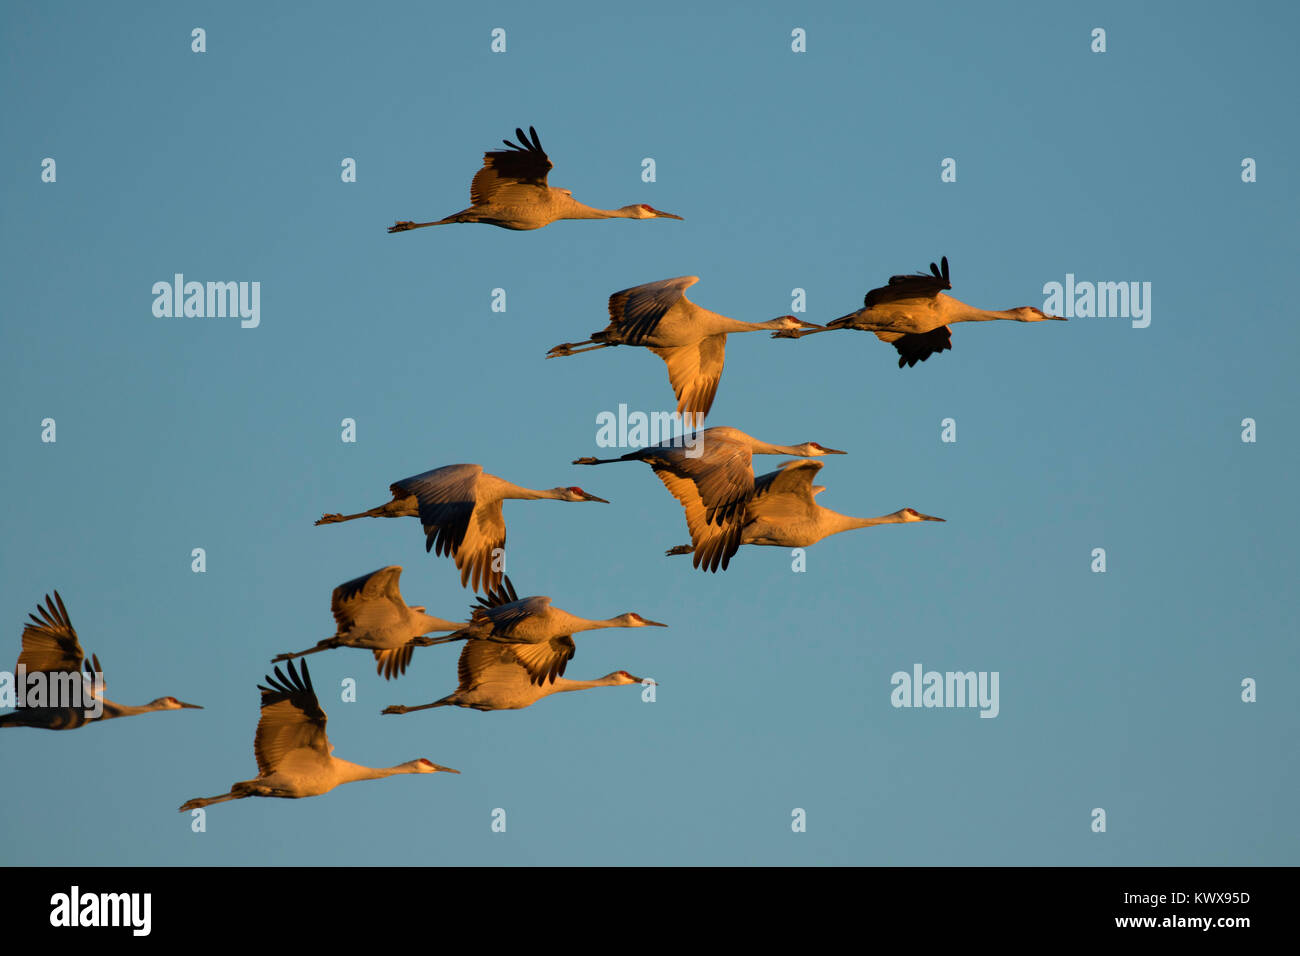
[2, 0, 1296, 865]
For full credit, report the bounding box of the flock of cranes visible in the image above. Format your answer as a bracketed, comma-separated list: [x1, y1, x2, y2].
[4, 125, 1065, 812]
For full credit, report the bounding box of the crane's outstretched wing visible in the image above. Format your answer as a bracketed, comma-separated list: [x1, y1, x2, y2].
[644, 438, 752, 526]
[459, 592, 568, 685]
[456, 637, 572, 691]
[254, 660, 331, 775]
[472, 576, 519, 612]
[391, 464, 504, 592]
[747, 460, 823, 523]
[470, 127, 553, 206]
[650, 335, 726, 419]
[331, 565, 408, 633]
[863, 256, 951, 308]
[473, 595, 552, 638]
[606, 276, 700, 342]
[372, 645, 414, 681]
[17, 592, 86, 675]
[506, 636, 576, 686]
[874, 327, 953, 367]
[646, 441, 752, 573]
[455, 639, 520, 693]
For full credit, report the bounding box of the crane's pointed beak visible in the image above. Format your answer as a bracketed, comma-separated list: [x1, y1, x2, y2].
[641, 619, 668, 627]
[920, 514, 945, 522]
[655, 211, 684, 220]
[179, 701, 203, 709]
[821, 447, 847, 455]
[798, 319, 826, 331]
[582, 492, 610, 503]
[432, 764, 460, 774]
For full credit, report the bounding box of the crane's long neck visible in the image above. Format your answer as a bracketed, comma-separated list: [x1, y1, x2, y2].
[558, 197, 634, 220]
[825, 510, 907, 534]
[498, 482, 567, 501]
[749, 440, 812, 456]
[334, 759, 410, 784]
[551, 675, 623, 693]
[947, 297, 1022, 323]
[98, 699, 154, 719]
[713, 314, 796, 333]
[570, 615, 622, 634]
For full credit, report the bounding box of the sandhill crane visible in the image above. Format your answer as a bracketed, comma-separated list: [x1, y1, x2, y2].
[664, 460, 943, 559]
[0, 592, 201, 730]
[573, 426, 846, 572]
[271, 566, 463, 680]
[178, 659, 457, 811]
[388, 126, 683, 233]
[413, 577, 665, 686]
[774, 256, 1066, 366]
[314, 464, 609, 592]
[546, 277, 821, 419]
[383, 644, 649, 714]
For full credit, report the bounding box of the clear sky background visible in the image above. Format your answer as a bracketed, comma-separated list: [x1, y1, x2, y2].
[2, 1, 1296, 866]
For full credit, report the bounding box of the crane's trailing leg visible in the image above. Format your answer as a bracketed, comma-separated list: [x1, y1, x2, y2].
[389, 208, 479, 232]
[410, 629, 470, 647]
[546, 341, 614, 358]
[381, 699, 449, 716]
[388, 217, 457, 233]
[271, 638, 342, 664]
[179, 791, 242, 811]
[665, 545, 693, 556]
[315, 497, 414, 525]
[572, 454, 638, 465]
[772, 325, 834, 339]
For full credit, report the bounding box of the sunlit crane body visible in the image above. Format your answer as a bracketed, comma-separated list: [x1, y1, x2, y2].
[388, 127, 683, 233]
[271, 566, 462, 680]
[414, 577, 665, 686]
[0, 592, 201, 730]
[573, 426, 845, 572]
[665, 460, 943, 560]
[178, 659, 457, 811]
[314, 464, 608, 592]
[547, 276, 820, 419]
[774, 256, 1065, 366]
